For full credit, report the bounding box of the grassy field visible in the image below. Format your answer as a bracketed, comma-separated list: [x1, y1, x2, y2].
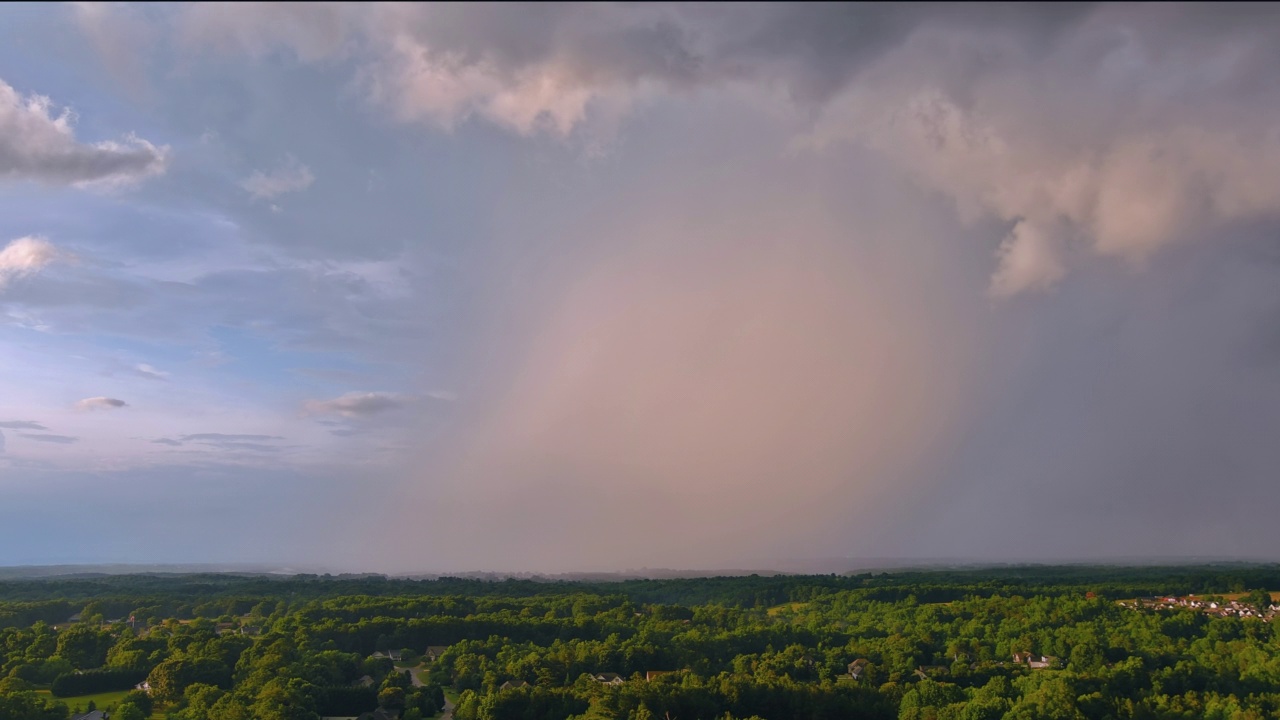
[37, 688, 163, 718]
[766, 601, 811, 616]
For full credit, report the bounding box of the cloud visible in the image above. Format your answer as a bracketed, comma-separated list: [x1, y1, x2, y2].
[133, 363, 170, 381]
[0, 236, 59, 289]
[303, 391, 402, 418]
[0, 430, 5, 454]
[150, 434, 287, 453]
[70, 2, 154, 97]
[74, 397, 127, 411]
[0, 420, 47, 430]
[179, 5, 1280, 292]
[19, 433, 78, 444]
[240, 156, 315, 200]
[801, 6, 1280, 294]
[180, 433, 284, 442]
[0, 77, 167, 185]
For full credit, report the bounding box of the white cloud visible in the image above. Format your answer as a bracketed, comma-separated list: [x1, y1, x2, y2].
[304, 391, 401, 418]
[134, 363, 170, 381]
[240, 156, 315, 200]
[0, 77, 168, 185]
[75, 396, 128, 411]
[0, 236, 58, 289]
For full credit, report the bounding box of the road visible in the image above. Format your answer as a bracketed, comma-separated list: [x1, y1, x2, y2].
[403, 665, 453, 719]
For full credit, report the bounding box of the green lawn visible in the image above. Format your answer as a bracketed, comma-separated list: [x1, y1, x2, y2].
[37, 689, 163, 718]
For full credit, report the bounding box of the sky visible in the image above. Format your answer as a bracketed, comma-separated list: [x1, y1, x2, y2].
[3, 3, 1280, 573]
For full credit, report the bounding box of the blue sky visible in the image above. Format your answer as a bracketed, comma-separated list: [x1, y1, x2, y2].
[3, 3, 1280, 572]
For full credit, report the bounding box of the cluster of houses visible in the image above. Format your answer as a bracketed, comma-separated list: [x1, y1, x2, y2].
[498, 670, 677, 691]
[841, 653, 1057, 682]
[1121, 595, 1280, 621]
[1011, 652, 1057, 670]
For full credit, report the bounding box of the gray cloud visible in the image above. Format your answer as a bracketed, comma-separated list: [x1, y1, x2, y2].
[74, 397, 127, 411]
[240, 156, 315, 200]
[19, 433, 78, 444]
[0, 77, 167, 185]
[0, 420, 47, 430]
[181, 433, 285, 442]
[151, 434, 288, 453]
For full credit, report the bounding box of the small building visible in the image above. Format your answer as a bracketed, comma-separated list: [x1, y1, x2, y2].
[593, 673, 625, 686]
[134, 681, 151, 693]
[354, 675, 375, 688]
[848, 658, 869, 680]
[425, 646, 449, 662]
[500, 680, 529, 691]
[645, 670, 675, 682]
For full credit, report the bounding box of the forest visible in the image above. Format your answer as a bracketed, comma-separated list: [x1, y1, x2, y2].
[1, 565, 1279, 720]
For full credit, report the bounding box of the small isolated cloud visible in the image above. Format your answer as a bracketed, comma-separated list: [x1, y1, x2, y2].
[180, 433, 283, 443]
[0, 236, 58, 289]
[75, 396, 127, 411]
[133, 363, 169, 381]
[0, 77, 167, 185]
[304, 391, 401, 418]
[240, 156, 314, 200]
[151, 433, 287, 453]
[0, 420, 47, 430]
[19, 433, 78, 444]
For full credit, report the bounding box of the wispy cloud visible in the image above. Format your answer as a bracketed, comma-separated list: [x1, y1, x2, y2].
[303, 392, 402, 418]
[132, 363, 169, 381]
[240, 156, 314, 200]
[151, 433, 287, 453]
[19, 433, 78, 444]
[74, 397, 127, 411]
[0, 420, 47, 430]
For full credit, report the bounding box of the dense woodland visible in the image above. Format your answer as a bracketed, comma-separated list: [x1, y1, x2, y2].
[1, 566, 1280, 719]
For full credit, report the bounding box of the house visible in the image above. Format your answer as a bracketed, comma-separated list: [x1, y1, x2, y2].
[645, 670, 675, 682]
[424, 646, 449, 662]
[372, 650, 402, 662]
[354, 675, 375, 688]
[357, 710, 396, 720]
[848, 658, 869, 680]
[71, 712, 109, 720]
[500, 680, 529, 691]
[913, 668, 929, 680]
[593, 673, 625, 686]
[1028, 656, 1056, 670]
[134, 681, 151, 693]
